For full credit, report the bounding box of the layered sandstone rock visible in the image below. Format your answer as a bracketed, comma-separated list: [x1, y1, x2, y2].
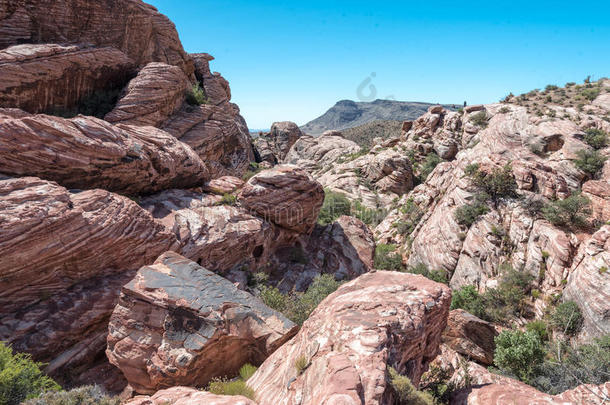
[442, 310, 497, 365]
[284, 131, 361, 171]
[0, 177, 176, 314]
[105, 62, 190, 127]
[239, 165, 324, 234]
[0, 44, 135, 114]
[253, 121, 303, 164]
[0, 109, 209, 194]
[126, 387, 257, 405]
[191, 53, 232, 105]
[0, 0, 192, 74]
[247, 271, 452, 405]
[107, 252, 297, 394]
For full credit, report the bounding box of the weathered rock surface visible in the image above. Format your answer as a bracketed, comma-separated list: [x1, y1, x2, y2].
[247, 271, 452, 405]
[564, 225, 610, 338]
[442, 310, 497, 365]
[191, 53, 232, 105]
[284, 131, 361, 171]
[239, 165, 324, 234]
[0, 44, 135, 114]
[0, 109, 209, 194]
[126, 387, 257, 405]
[253, 121, 303, 164]
[107, 252, 297, 394]
[105, 62, 189, 127]
[0, 177, 176, 314]
[0, 0, 193, 74]
[203, 176, 245, 195]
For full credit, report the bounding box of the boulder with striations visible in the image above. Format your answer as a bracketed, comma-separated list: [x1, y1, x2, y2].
[247, 271, 452, 405]
[125, 387, 257, 405]
[107, 252, 298, 394]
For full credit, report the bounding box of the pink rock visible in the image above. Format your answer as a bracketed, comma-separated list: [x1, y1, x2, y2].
[203, 176, 245, 195]
[247, 271, 452, 405]
[107, 252, 297, 394]
[125, 387, 256, 405]
[442, 310, 497, 365]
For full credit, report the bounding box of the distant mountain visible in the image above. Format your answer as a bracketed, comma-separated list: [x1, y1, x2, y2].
[301, 99, 460, 135]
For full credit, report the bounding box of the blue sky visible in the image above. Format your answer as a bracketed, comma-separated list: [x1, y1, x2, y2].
[148, 0, 610, 129]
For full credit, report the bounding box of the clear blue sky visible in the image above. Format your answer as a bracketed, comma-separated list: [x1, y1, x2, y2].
[148, 0, 610, 129]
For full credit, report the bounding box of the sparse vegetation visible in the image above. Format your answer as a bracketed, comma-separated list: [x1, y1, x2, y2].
[393, 198, 424, 236]
[526, 320, 550, 342]
[450, 285, 487, 319]
[238, 364, 257, 381]
[186, 82, 208, 105]
[218, 193, 237, 206]
[467, 164, 518, 202]
[23, 385, 119, 405]
[0, 342, 60, 405]
[494, 330, 545, 383]
[388, 367, 434, 405]
[542, 192, 592, 229]
[550, 301, 583, 336]
[374, 244, 403, 271]
[573, 149, 607, 177]
[294, 356, 308, 375]
[470, 111, 489, 128]
[419, 153, 442, 181]
[583, 128, 608, 150]
[407, 263, 449, 285]
[207, 379, 256, 400]
[242, 162, 263, 182]
[454, 194, 489, 227]
[317, 189, 352, 225]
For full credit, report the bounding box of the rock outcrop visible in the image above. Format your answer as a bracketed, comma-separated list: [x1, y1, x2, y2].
[0, 109, 209, 195]
[126, 387, 257, 405]
[239, 165, 324, 234]
[107, 252, 297, 394]
[0, 44, 135, 114]
[247, 271, 452, 405]
[253, 121, 303, 164]
[0, 0, 193, 74]
[442, 310, 497, 365]
[284, 131, 361, 172]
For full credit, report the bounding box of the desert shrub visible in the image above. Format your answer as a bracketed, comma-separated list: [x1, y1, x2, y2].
[470, 111, 489, 128]
[388, 367, 434, 405]
[317, 189, 352, 226]
[580, 87, 600, 101]
[551, 301, 583, 335]
[542, 192, 591, 229]
[242, 162, 262, 182]
[526, 320, 549, 342]
[258, 285, 288, 312]
[393, 198, 424, 236]
[285, 274, 340, 325]
[545, 84, 559, 92]
[218, 193, 237, 206]
[499, 106, 511, 114]
[238, 364, 257, 381]
[494, 330, 545, 383]
[186, 83, 207, 105]
[23, 385, 119, 405]
[454, 196, 489, 228]
[419, 364, 461, 404]
[468, 164, 518, 202]
[450, 285, 486, 319]
[419, 153, 442, 181]
[573, 149, 607, 177]
[336, 148, 370, 163]
[294, 356, 308, 375]
[583, 128, 609, 149]
[207, 379, 255, 400]
[0, 343, 60, 405]
[483, 265, 534, 323]
[374, 244, 404, 271]
[352, 200, 386, 226]
[521, 196, 545, 217]
[408, 263, 449, 285]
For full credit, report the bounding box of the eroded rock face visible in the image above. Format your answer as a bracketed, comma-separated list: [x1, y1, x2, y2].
[239, 165, 324, 234]
[125, 387, 257, 405]
[105, 62, 190, 127]
[0, 109, 209, 195]
[442, 310, 497, 365]
[0, 44, 135, 114]
[191, 53, 232, 105]
[247, 271, 452, 405]
[0, 0, 193, 74]
[284, 131, 361, 171]
[107, 252, 297, 394]
[253, 121, 303, 164]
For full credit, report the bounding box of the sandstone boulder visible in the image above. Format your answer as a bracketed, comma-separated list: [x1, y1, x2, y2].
[239, 165, 324, 234]
[0, 44, 135, 114]
[442, 310, 497, 365]
[191, 53, 232, 105]
[107, 252, 297, 394]
[105, 62, 190, 127]
[0, 109, 208, 194]
[0, 0, 193, 74]
[284, 132, 361, 171]
[126, 387, 257, 405]
[247, 271, 452, 405]
[253, 121, 303, 164]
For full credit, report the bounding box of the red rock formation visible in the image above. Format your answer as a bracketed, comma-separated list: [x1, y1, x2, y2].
[0, 44, 135, 114]
[247, 271, 452, 405]
[191, 53, 232, 105]
[239, 165, 324, 234]
[0, 0, 193, 74]
[125, 387, 257, 405]
[0, 109, 209, 194]
[105, 62, 190, 127]
[253, 121, 304, 164]
[107, 252, 297, 394]
[442, 310, 497, 365]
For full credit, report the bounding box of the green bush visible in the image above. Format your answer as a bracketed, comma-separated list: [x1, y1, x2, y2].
[573, 149, 607, 177]
[483, 265, 534, 323]
[388, 367, 434, 405]
[580, 87, 600, 101]
[551, 301, 583, 335]
[542, 192, 592, 229]
[419, 153, 442, 181]
[450, 285, 486, 319]
[238, 364, 257, 381]
[207, 379, 255, 400]
[393, 198, 424, 236]
[242, 162, 262, 182]
[583, 128, 609, 150]
[186, 83, 208, 105]
[294, 355, 308, 375]
[0, 343, 60, 405]
[217, 193, 237, 206]
[352, 200, 386, 226]
[259, 285, 288, 312]
[470, 111, 489, 128]
[408, 263, 449, 285]
[374, 244, 404, 271]
[494, 330, 545, 383]
[468, 164, 517, 202]
[317, 190, 352, 225]
[526, 320, 549, 342]
[545, 84, 559, 92]
[454, 197, 489, 228]
[23, 385, 119, 405]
